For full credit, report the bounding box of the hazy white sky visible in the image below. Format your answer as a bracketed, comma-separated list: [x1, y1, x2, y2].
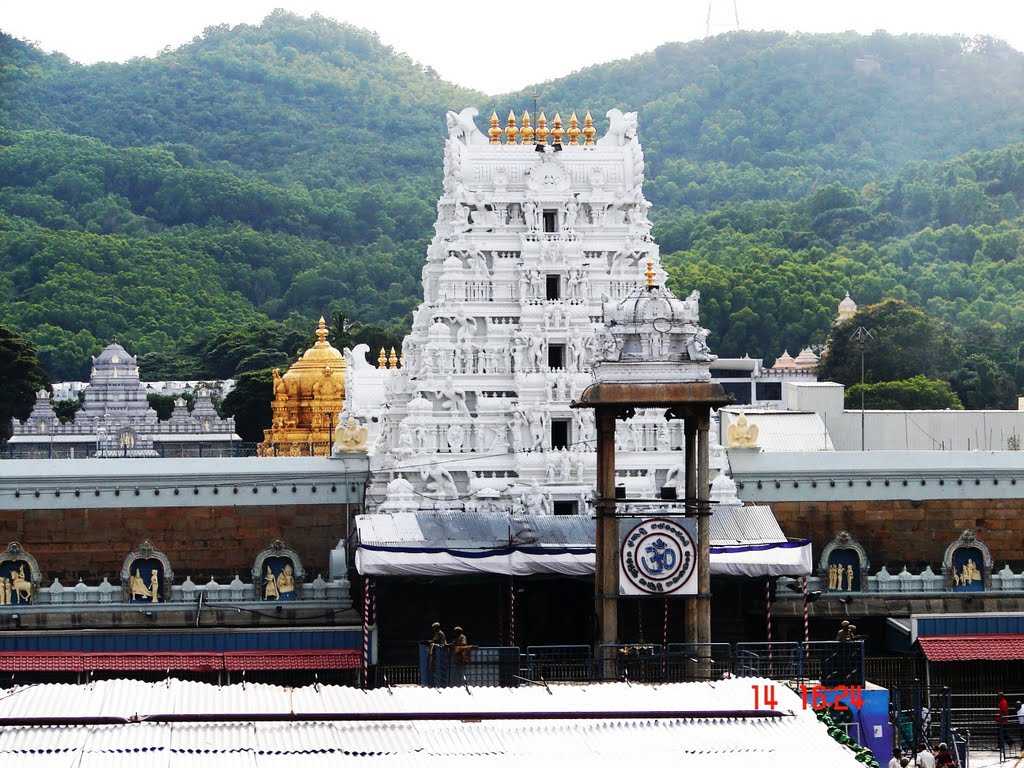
[4, 0, 1024, 93]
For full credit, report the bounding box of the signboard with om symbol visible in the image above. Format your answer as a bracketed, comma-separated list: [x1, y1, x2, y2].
[618, 517, 698, 596]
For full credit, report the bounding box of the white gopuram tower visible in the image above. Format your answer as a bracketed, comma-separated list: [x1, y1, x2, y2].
[354, 108, 719, 514]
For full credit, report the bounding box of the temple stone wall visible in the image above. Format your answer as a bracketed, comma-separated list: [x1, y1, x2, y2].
[0, 503, 353, 579]
[768, 498, 1024, 566]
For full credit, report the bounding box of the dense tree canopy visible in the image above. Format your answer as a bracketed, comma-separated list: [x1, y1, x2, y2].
[1, 15, 1023, 408]
[845, 376, 963, 411]
[0, 325, 48, 442]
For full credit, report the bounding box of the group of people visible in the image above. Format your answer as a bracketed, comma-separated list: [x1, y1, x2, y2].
[428, 622, 472, 664]
[889, 743, 955, 768]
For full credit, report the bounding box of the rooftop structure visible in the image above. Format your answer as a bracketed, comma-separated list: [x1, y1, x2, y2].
[259, 317, 346, 457]
[9, 343, 238, 459]
[0, 677, 870, 767]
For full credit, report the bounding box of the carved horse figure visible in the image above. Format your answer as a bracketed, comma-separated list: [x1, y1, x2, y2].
[10, 566, 32, 603]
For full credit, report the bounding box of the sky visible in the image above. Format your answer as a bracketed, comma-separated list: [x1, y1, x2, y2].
[4, 0, 1024, 93]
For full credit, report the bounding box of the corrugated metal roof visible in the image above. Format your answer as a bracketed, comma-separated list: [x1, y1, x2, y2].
[0, 679, 865, 767]
[709, 504, 787, 545]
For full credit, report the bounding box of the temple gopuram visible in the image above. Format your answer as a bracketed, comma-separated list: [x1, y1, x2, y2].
[259, 317, 346, 456]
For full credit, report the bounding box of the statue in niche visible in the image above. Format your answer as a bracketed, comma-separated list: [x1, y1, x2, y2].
[129, 568, 159, 603]
[563, 197, 579, 232]
[567, 268, 587, 302]
[262, 557, 298, 601]
[335, 416, 369, 453]
[396, 423, 415, 458]
[436, 376, 470, 417]
[464, 246, 489, 275]
[528, 411, 548, 451]
[264, 565, 279, 599]
[510, 409, 527, 453]
[447, 423, 466, 452]
[523, 200, 539, 232]
[452, 204, 471, 232]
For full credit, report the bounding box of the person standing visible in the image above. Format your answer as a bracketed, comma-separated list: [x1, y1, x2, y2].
[1016, 699, 1024, 747]
[998, 692, 1015, 752]
[914, 741, 935, 768]
[888, 747, 902, 768]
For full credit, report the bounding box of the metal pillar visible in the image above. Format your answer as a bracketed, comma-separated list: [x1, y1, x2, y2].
[683, 418, 698, 645]
[595, 408, 618, 648]
[696, 411, 711, 646]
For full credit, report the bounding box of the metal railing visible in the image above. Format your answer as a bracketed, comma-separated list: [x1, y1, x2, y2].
[382, 640, 865, 688]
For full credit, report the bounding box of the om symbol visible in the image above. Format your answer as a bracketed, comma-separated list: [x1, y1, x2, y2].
[640, 537, 677, 575]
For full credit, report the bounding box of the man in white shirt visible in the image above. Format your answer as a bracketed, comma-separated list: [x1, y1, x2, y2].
[888, 747, 903, 768]
[915, 742, 936, 768]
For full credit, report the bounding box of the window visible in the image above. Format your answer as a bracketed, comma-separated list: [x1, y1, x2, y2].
[551, 418, 570, 450]
[755, 382, 783, 401]
[553, 500, 577, 516]
[615, 486, 626, 499]
[548, 344, 565, 370]
[660, 486, 678, 501]
[721, 381, 752, 405]
[543, 209, 558, 233]
[546, 274, 561, 300]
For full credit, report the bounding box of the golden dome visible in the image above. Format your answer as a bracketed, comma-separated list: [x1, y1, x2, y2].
[259, 317, 346, 458]
[281, 316, 345, 389]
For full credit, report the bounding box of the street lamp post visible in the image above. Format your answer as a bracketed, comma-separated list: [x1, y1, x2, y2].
[850, 326, 875, 451]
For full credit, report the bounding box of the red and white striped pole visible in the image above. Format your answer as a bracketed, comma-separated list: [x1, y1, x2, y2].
[362, 576, 373, 688]
[662, 597, 670, 678]
[765, 577, 772, 644]
[508, 578, 516, 647]
[802, 575, 809, 644]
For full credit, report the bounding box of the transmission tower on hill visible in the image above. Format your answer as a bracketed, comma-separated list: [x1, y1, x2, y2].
[705, 0, 741, 38]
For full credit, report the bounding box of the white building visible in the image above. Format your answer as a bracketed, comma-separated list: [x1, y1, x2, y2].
[345, 108, 730, 514]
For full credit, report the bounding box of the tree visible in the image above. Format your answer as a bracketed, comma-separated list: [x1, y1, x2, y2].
[220, 368, 274, 442]
[818, 300, 957, 386]
[844, 376, 963, 410]
[146, 393, 177, 421]
[951, 354, 1018, 409]
[0, 325, 49, 442]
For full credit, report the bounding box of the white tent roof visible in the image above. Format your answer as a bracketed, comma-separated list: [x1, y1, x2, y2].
[0, 678, 863, 767]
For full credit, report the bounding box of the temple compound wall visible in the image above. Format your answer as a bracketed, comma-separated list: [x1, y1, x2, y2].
[0, 456, 367, 582]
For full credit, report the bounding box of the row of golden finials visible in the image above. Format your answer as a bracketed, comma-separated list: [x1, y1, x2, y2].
[377, 347, 401, 369]
[486, 110, 597, 145]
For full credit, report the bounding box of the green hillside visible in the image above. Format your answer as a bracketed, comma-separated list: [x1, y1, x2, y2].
[1, 13, 1023, 402]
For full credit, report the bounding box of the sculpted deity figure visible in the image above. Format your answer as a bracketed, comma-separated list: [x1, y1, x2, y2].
[436, 376, 470, 417]
[528, 411, 549, 451]
[563, 198, 579, 232]
[277, 564, 295, 595]
[523, 481, 552, 516]
[510, 409, 527, 453]
[523, 200, 539, 232]
[687, 327, 713, 362]
[421, 465, 458, 498]
[726, 414, 759, 449]
[335, 416, 369, 453]
[265, 565, 279, 599]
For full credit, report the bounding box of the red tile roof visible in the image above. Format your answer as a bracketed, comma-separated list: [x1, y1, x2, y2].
[0, 650, 361, 673]
[919, 634, 1024, 662]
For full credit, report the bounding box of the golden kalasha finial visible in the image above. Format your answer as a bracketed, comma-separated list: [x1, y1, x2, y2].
[551, 112, 564, 145]
[567, 112, 580, 145]
[583, 111, 596, 145]
[488, 111, 501, 144]
[315, 316, 329, 345]
[505, 110, 518, 144]
[645, 258, 656, 288]
[519, 110, 534, 144]
[388, 347, 399, 369]
[536, 111, 549, 144]
[377, 347, 387, 369]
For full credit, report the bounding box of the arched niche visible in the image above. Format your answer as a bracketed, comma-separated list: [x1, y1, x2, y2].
[943, 529, 992, 592]
[0, 541, 41, 606]
[120, 540, 173, 603]
[818, 530, 870, 593]
[252, 539, 304, 601]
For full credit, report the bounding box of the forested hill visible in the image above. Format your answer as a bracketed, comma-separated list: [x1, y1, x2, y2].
[2, 13, 1024, 399]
